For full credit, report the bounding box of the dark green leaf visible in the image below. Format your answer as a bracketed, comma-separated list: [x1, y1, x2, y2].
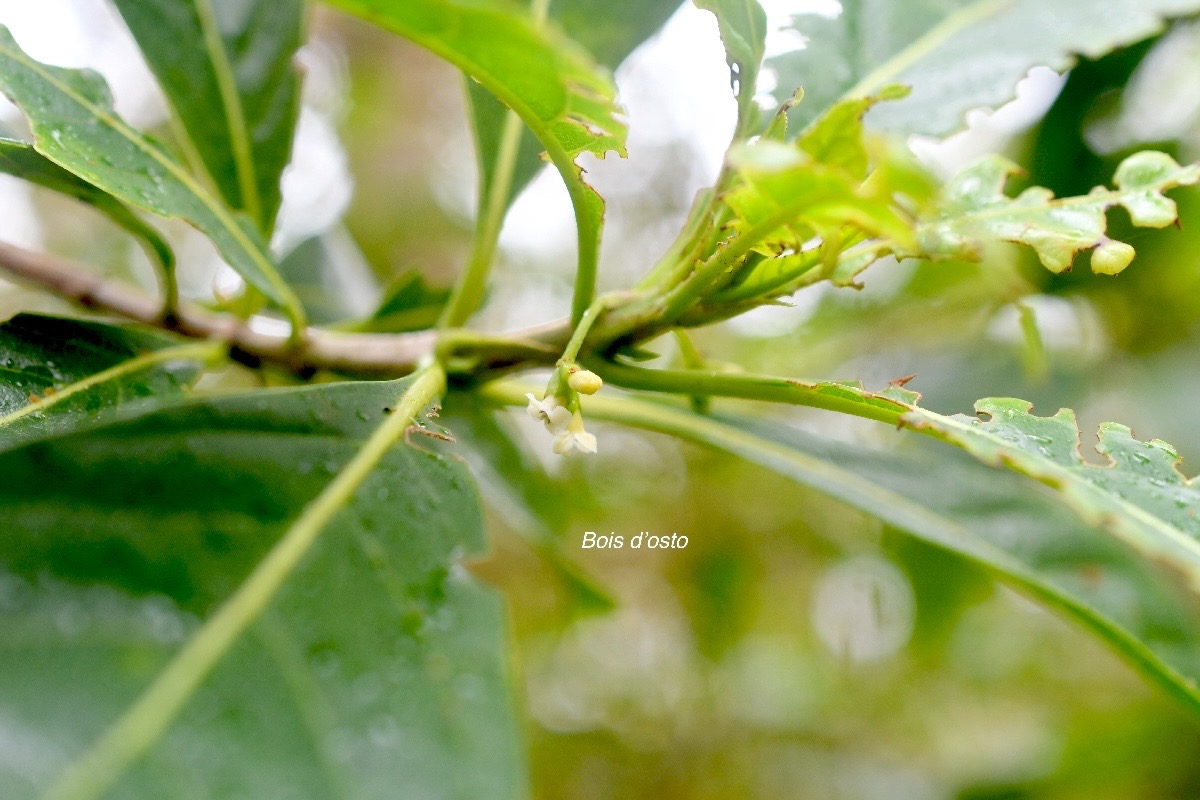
[0, 314, 211, 453]
[277, 233, 380, 326]
[0, 377, 525, 798]
[111, 0, 305, 233]
[769, 0, 1200, 136]
[0, 27, 305, 329]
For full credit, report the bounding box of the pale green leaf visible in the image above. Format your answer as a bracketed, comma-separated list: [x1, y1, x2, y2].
[769, 0, 1200, 136]
[913, 150, 1200, 273]
[0, 27, 305, 329]
[903, 398, 1200, 591]
[710, 93, 938, 303]
[795, 84, 910, 180]
[723, 140, 916, 256]
[111, 0, 305, 233]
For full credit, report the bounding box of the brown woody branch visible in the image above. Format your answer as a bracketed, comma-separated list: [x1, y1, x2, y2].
[0, 240, 567, 377]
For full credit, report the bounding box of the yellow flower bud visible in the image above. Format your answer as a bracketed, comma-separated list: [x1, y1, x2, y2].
[567, 369, 603, 395]
[1091, 240, 1135, 276]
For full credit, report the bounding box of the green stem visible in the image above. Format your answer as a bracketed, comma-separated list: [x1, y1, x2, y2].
[559, 296, 610, 364]
[41, 364, 447, 800]
[440, 105, 524, 328]
[566, 170, 602, 326]
[656, 215, 778, 324]
[586, 358, 908, 425]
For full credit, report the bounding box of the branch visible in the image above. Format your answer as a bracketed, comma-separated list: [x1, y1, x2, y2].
[0, 240, 565, 376]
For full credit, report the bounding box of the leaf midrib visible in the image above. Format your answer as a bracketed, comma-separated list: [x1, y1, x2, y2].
[193, 0, 262, 226]
[0, 343, 217, 430]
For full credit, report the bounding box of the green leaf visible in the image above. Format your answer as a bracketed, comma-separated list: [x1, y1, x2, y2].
[769, 0, 1200, 136]
[560, 388, 1200, 715]
[711, 89, 937, 303]
[795, 84, 910, 180]
[910, 150, 1200, 273]
[320, 0, 627, 321]
[0, 314, 213, 453]
[0, 375, 526, 799]
[902, 398, 1200, 592]
[723, 140, 916, 256]
[0, 138, 173, 276]
[277, 233, 380, 326]
[468, 0, 681, 214]
[694, 0, 768, 127]
[359, 270, 451, 333]
[717, 147, 1197, 307]
[111, 0, 305, 233]
[0, 27, 305, 331]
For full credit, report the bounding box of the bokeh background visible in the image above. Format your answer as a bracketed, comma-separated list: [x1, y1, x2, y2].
[3, 1, 1200, 797]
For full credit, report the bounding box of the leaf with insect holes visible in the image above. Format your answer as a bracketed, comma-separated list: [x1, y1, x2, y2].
[914, 150, 1200, 273]
[902, 398, 1200, 592]
[817, 149, 1200, 289]
[467, 0, 681, 215]
[0, 27, 305, 329]
[111, 0, 305, 234]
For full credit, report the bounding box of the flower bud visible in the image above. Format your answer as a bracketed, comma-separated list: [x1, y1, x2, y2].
[567, 369, 603, 395]
[1091, 240, 1135, 276]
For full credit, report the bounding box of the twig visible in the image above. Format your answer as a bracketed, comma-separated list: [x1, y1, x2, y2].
[0, 240, 566, 377]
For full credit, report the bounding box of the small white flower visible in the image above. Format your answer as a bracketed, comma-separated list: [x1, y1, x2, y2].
[525, 393, 571, 434]
[552, 410, 598, 456]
